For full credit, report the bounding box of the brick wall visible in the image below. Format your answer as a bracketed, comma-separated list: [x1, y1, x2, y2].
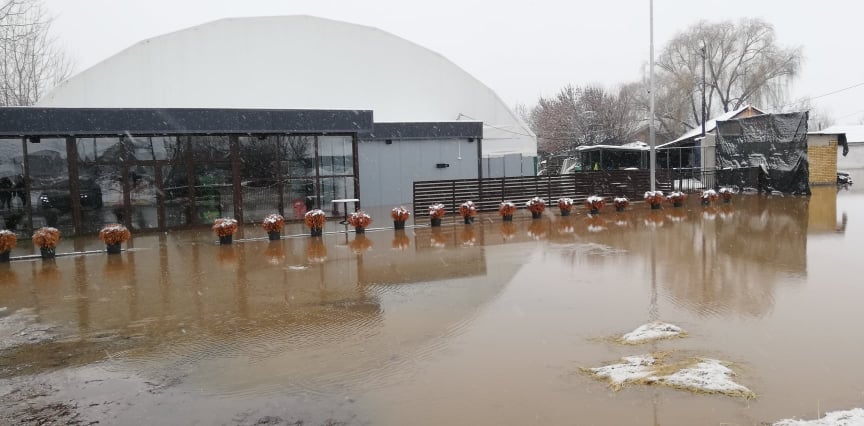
[808, 135, 837, 185]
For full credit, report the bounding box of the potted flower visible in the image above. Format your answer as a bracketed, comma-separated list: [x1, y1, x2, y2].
[644, 190, 664, 210]
[32, 227, 60, 259]
[557, 198, 574, 216]
[719, 187, 734, 203]
[584, 196, 606, 215]
[700, 189, 719, 206]
[499, 201, 516, 221]
[262, 213, 285, 240]
[526, 197, 546, 219]
[428, 203, 446, 227]
[392, 233, 411, 250]
[98, 224, 131, 254]
[613, 197, 630, 212]
[391, 206, 411, 229]
[0, 230, 16, 263]
[212, 218, 238, 244]
[347, 210, 373, 234]
[304, 209, 326, 237]
[459, 201, 477, 224]
[667, 191, 686, 207]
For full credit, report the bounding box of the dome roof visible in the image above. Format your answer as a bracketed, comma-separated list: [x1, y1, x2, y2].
[38, 16, 535, 156]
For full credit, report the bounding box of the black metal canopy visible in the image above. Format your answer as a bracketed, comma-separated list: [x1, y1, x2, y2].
[360, 121, 483, 141]
[0, 107, 374, 137]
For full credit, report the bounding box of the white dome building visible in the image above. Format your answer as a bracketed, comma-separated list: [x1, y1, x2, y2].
[38, 15, 536, 158]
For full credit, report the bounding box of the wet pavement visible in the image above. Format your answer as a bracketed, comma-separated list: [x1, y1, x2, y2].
[1, 179, 863, 425]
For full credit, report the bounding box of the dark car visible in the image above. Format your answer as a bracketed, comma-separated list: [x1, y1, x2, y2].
[837, 171, 853, 186]
[38, 179, 104, 213]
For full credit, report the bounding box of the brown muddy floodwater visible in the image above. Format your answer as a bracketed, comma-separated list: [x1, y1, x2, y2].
[1, 183, 864, 425]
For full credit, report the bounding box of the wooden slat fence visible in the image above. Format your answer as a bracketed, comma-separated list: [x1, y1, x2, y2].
[413, 170, 673, 217]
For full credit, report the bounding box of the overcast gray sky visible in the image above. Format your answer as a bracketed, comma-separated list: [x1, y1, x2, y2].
[43, 0, 864, 124]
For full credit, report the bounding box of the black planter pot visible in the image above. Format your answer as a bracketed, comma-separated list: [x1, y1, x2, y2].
[502, 215, 513, 222]
[463, 216, 474, 224]
[701, 199, 710, 206]
[590, 208, 599, 215]
[431, 218, 442, 227]
[673, 202, 683, 208]
[615, 206, 626, 212]
[355, 226, 365, 234]
[310, 227, 323, 237]
[40, 247, 55, 259]
[0, 250, 9, 263]
[268, 231, 281, 241]
[394, 220, 405, 230]
[723, 198, 732, 203]
[650, 203, 661, 210]
[106, 244, 121, 254]
[219, 235, 233, 245]
[560, 210, 571, 217]
[531, 211, 542, 219]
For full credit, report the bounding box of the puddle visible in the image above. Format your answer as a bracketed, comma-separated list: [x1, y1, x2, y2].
[0, 185, 862, 424]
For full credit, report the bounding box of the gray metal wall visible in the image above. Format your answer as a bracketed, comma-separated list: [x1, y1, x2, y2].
[358, 138, 479, 207]
[482, 154, 537, 178]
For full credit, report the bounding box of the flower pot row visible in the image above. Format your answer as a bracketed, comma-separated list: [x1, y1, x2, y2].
[1, 224, 134, 262]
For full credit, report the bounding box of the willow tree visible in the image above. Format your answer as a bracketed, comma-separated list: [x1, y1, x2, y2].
[1, 0, 72, 106]
[656, 18, 802, 133]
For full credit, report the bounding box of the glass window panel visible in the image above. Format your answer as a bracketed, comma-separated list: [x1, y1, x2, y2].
[283, 179, 316, 221]
[319, 136, 353, 175]
[240, 136, 281, 223]
[187, 135, 230, 161]
[0, 139, 26, 234]
[129, 165, 158, 231]
[76, 137, 138, 163]
[124, 136, 185, 161]
[161, 164, 190, 228]
[280, 136, 315, 178]
[191, 163, 234, 225]
[320, 176, 355, 214]
[77, 163, 122, 233]
[28, 138, 73, 234]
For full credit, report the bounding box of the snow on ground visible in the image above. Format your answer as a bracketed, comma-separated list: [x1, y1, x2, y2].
[586, 354, 755, 398]
[773, 408, 864, 426]
[587, 355, 655, 388]
[659, 359, 752, 397]
[620, 322, 685, 344]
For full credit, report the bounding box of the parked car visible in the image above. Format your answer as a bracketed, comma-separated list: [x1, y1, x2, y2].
[38, 179, 104, 213]
[837, 171, 853, 186]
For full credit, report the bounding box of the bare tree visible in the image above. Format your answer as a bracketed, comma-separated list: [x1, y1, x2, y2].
[1, 0, 72, 106]
[527, 84, 642, 157]
[656, 18, 802, 131]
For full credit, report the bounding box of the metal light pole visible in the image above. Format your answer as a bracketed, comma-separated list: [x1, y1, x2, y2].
[701, 45, 707, 136]
[649, 0, 656, 191]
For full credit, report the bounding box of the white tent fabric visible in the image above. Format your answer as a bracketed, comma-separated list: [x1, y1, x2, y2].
[37, 16, 536, 157]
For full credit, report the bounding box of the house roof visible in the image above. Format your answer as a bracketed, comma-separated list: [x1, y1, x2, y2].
[658, 105, 765, 148]
[812, 125, 864, 144]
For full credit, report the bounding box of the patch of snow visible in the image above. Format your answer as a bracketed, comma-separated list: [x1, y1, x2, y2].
[773, 408, 864, 426]
[588, 355, 656, 385]
[586, 354, 754, 398]
[659, 359, 752, 396]
[621, 322, 685, 344]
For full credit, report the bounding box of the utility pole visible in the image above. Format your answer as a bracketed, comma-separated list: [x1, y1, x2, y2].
[649, 0, 656, 191]
[701, 45, 707, 136]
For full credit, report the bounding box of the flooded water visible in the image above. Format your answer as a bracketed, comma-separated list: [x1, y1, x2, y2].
[2, 179, 864, 425]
